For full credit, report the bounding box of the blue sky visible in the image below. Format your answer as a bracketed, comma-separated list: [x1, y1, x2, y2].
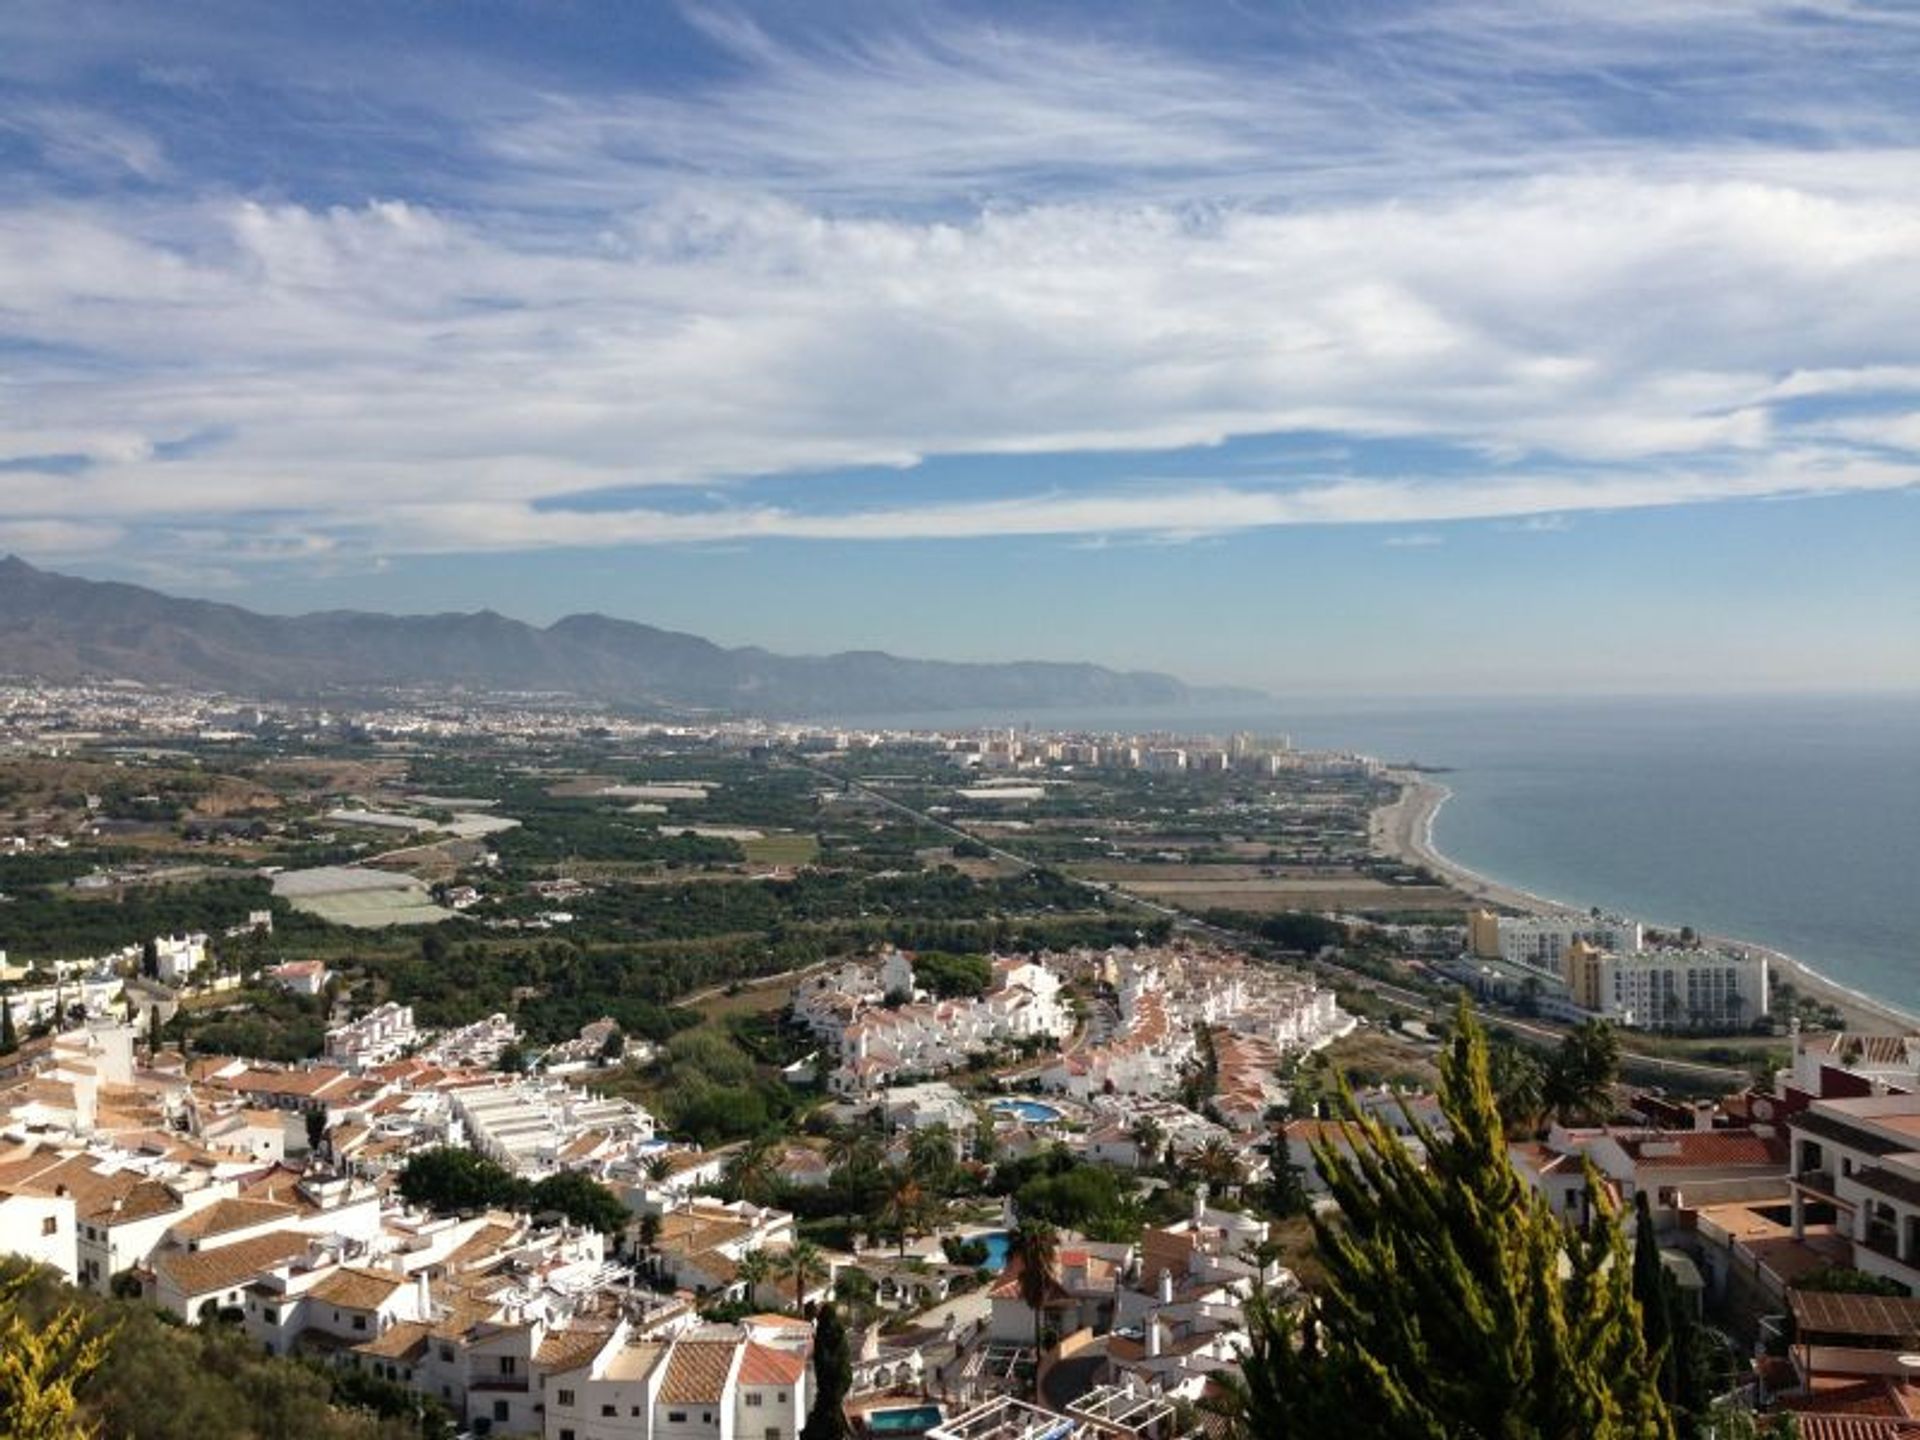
[1, 0, 1917, 693]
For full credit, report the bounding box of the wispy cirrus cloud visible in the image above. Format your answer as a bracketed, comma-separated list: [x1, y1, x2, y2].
[0, 0, 1915, 567]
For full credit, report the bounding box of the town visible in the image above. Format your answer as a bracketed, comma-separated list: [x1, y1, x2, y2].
[0, 682, 1899, 1439]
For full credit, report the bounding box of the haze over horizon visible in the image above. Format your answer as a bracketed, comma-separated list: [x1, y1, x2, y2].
[3, 1, 1918, 695]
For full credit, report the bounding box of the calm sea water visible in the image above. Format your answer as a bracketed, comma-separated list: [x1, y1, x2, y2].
[830, 694, 1920, 1013]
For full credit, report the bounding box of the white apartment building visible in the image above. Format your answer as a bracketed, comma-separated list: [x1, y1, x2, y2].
[544, 1320, 811, 1440]
[327, 1002, 420, 1068]
[795, 952, 1071, 1099]
[153, 932, 210, 985]
[449, 1077, 655, 1178]
[1565, 943, 1769, 1031]
[1468, 910, 1643, 970]
[1789, 1094, 1920, 1294]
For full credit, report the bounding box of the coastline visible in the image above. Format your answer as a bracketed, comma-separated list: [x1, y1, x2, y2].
[1372, 770, 1920, 1035]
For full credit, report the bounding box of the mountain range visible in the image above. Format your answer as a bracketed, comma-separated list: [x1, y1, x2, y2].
[0, 558, 1255, 717]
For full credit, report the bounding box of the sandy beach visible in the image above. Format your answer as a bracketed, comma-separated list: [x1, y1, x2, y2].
[1372, 770, 1920, 1034]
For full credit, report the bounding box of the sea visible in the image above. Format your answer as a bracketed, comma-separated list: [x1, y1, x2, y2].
[828, 693, 1920, 1016]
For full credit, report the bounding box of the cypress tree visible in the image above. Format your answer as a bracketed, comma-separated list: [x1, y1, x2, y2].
[1221, 999, 1675, 1440]
[800, 1303, 851, 1440]
[0, 998, 15, 1055]
[1632, 1192, 1678, 1408]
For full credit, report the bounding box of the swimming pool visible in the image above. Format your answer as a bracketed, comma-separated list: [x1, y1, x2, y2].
[978, 1231, 1011, 1271]
[866, 1406, 943, 1434]
[991, 1097, 1063, 1124]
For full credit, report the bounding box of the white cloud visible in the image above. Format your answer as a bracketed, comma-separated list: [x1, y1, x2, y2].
[0, 2, 1916, 562]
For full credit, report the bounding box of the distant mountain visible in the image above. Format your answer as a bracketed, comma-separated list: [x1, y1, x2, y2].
[0, 557, 1260, 717]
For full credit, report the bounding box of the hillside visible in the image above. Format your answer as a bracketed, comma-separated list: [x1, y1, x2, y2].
[0, 558, 1255, 717]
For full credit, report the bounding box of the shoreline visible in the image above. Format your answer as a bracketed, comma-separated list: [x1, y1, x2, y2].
[1372, 770, 1920, 1036]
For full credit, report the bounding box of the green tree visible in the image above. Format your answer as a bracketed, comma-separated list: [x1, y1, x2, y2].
[1008, 1218, 1059, 1381]
[1546, 1019, 1620, 1124]
[800, 1304, 851, 1440]
[783, 1239, 826, 1313]
[396, 1148, 519, 1214]
[1489, 1041, 1547, 1135]
[0, 1270, 113, 1439]
[1219, 1000, 1675, 1440]
[526, 1171, 629, 1235]
[0, 997, 16, 1056]
[1632, 1192, 1685, 1425]
[735, 1248, 776, 1306]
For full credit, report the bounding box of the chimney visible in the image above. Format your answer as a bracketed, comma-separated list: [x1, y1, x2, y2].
[1157, 1268, 1174, 1305]
[415, 1270, 432, 1321]
[1146, 1317, 1162, 1359]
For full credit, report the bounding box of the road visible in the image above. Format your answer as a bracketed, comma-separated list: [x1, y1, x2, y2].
[792, 759, 1753, 1089]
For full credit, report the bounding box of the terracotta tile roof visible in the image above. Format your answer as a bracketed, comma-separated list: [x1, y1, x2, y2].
[1612, 1129, 1788, 1169]
[355, 1319, 433, 1362]
[169, 1198, 299, 1241]
[92, 1179, 182, 1227]
[152, 1229, 311, 1298]
[536, 1323, 618, 1373]
[738, 1341, 807, 1386]
[658, 1339, 740, 1403]
[308, 1267, 408, 1312]
[444, 1219, 521, 1272]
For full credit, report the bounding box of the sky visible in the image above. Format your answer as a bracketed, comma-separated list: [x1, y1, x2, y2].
[1, 0, 1918, 695]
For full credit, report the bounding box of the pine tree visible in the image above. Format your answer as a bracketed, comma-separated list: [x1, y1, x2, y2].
[1220, 999, 1675, 1440]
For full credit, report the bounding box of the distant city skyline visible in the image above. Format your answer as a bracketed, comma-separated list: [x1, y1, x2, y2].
[2, 1, 1917, 694]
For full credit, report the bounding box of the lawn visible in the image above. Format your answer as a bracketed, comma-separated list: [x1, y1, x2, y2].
[739, 833, 820, 866]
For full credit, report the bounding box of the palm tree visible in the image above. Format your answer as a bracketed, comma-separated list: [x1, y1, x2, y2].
[823, 1125, 861, 1174]
[644, 1152, 674, 1183]
[735, 1247, 776, 1307]
[880, 1171, 927, 1257]
[1194, 1138, 1244, 1195]
[727, 1137, 779, 1205]
[907, 1124, 955, 1188]
[783, 1239, 827, 1314]
[1007, 1218, 1059, 1382]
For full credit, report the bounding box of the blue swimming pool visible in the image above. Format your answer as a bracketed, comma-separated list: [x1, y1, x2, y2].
[991, 1097, 1063, 1124]
[867, 1406, 943, 1434]
[978, 1231, 1010, 1271]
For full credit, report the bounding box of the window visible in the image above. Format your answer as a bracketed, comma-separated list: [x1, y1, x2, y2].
[440, 1347, 454, 1363]
[41, 1217, 56, 1236]
[558, 1390, 575, 1407]
[602, 1405, 617, 1418]
[561, 1431, 576, 1440]
[352, 1315, 367, 1332]
[500, 1357, 516, 1376]
[746, 1393, 764, 1409]
[669, 1412, 687, 1423]
[493, 1401, 510, 1422]
[766, 1429, 781, 1440]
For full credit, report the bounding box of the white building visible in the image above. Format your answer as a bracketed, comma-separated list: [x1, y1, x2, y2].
[1468, 911, 1643, 970]
[326, 1002, 419, 1068]
[1565, 942, 1769, 1032]
[449, 1077, 655, 1178]
[152, 933, 209, 985]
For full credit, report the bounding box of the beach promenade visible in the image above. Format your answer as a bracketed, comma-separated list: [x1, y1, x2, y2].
[1372, 770, 1919, 1034]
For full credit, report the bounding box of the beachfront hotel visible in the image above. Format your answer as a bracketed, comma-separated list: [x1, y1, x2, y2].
[1563, 941, 1770, 1032]
[1467, 910, 1644, 971]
